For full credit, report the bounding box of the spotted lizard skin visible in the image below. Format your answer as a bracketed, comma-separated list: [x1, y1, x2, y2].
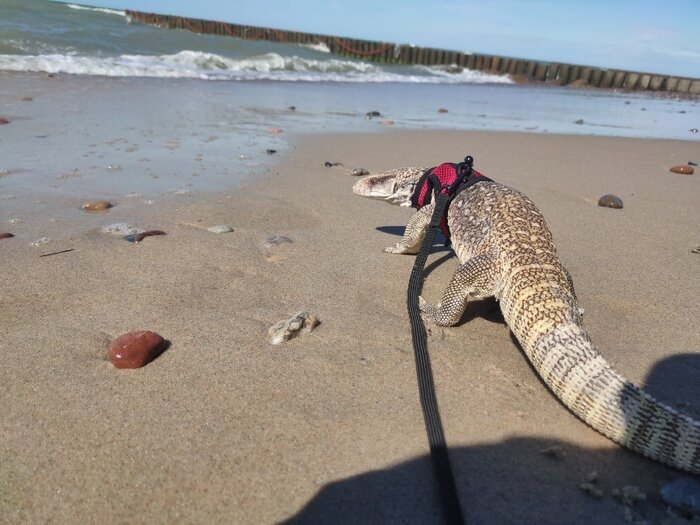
[353, 168, 700, 474]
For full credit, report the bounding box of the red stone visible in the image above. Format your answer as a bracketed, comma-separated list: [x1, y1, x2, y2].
[0, 233, 14, 239]
[108, 331, 166, 369]
[670, 165, 694, 175]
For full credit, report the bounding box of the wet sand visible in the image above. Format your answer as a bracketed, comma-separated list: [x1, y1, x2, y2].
[2, 90, 700, 523]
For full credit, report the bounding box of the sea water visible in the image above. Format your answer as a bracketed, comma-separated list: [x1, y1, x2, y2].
[0, 0, 698, 238]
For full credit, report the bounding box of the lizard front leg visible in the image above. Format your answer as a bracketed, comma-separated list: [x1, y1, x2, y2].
[419, 254, 498, 326]
[384, 204, 434, 254]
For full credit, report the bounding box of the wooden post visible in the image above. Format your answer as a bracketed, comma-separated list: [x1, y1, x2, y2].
[677, 78, 691, 93]
[625, 73, 640, 90]
[648, 75, 665, 91]
[535, 63, 547, 81]
[689, 79, 700, 95]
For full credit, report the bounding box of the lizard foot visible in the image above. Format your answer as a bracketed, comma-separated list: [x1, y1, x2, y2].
[418, 296, 440, 324]
[383, 243, 416, 254]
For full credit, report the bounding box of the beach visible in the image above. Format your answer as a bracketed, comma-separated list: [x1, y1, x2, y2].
[1, 70, 700, 524]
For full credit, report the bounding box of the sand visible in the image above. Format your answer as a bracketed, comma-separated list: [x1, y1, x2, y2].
[2, 108, 700, 522]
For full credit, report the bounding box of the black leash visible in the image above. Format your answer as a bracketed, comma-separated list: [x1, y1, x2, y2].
[407, 191, 466, 525]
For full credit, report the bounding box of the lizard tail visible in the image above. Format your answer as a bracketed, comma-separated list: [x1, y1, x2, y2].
[527, 322, 700, 474]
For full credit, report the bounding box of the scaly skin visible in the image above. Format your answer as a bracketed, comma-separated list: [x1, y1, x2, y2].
[353, 169, 700, 474]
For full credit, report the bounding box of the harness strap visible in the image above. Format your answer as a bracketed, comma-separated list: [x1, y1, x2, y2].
[407, 191, 465, 525]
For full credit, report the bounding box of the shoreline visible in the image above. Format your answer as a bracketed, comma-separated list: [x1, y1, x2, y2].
[2, 125, 700, 523]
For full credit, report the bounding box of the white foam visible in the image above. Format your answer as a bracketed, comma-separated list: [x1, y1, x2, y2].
[300, 42, 331, 53]
[0, 50, 512, 84]
[64, 4, 127, 17]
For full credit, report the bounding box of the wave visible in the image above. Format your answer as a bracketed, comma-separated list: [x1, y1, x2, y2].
[300, 42, 331, 54]
[64, 3, 127, 17]
[0, 50, 512, 84]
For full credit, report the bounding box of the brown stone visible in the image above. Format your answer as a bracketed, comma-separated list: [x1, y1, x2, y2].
[108, 331, 166, 369]
[670, 165, 694, 175]
[438, 108, 449, 113]
[0, 118, 10, 125]
[0, 232, 14, 239]
[81, 200, 112, 212]
[598, 194, 623, 209]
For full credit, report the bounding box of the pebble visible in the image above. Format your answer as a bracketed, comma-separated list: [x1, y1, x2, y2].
[438, 108, 449, 113]
[288, 105, 296, 111]
[366, 111, 381, 118]
[102, 223, 144, 236]
[598, 194, 623, 209]
[579, 482, 604, 499]
[82, 200, 112, 212]
[20, 96, 33, 101]
[0, 232, 14, 239]
[262, 234, 293, 248]
[381, 120, 395, 126]
[124, 230, 166, 243]
[324, 161, 342, 167]
[207, 225, 233, 234]
[660, 477, 700, 517]
[30, 237, 51, 247]
[575, 118, 584, 125]
[266, 149, 277, 155]
[268, 127, 284, 134]
[611, 485, 646, 506]
[268, 310, 319, 345]
[108, 331, 166, 369]
[352, 168, 370, 176]
[540, 445, 565, 459]
[692, 246, 700, 254]
[0, 118, 9, 125]
[689, 161, 698, 166]
[670, 165, 694, 175]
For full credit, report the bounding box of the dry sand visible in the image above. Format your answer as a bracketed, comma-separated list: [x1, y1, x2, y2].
[2, 129, 699, 524]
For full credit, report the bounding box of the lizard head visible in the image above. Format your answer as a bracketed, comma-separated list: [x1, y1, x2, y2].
[352, 167, 428, 207]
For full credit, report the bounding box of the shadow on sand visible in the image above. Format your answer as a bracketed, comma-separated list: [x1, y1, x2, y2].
[283, 355, 700, 525]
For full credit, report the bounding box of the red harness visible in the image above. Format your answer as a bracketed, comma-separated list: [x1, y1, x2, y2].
[410, 158, 491, 239]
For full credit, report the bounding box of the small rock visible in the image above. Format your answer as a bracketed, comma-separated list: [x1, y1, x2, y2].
[670, 165, 694, 175]
[0, 118, 10, 125]
[598, 194, 623, 209]
[691, 128, 698, 133]
[81, 200, 112, 212]
[108, 331, 166, 369]
[268, 311, 319, 345]
[124, 230, 166, 243]
[381, 120, 395, 126]
[438, 108, 448, 113]
[612, 485, 646, 506]
[266, 149, 277, 154]
[579, 482, 604, 499]
[366, 111, 381, 118]
[660, 477, 700, 517]
[352, 168, 370, 176]
[268, 127, 283, 134]
[585, 470, 599, 483]
[0, 232, 14, 239]
[207, 225, 233, 234]
[262, 235, 293, 248]
[288, 105, 296, 111]
[575, 118, 584, 125]
[20, 96, 33, 101]
[324, 161, 342, 167]
[540, 445, 565, 459]
[688, 161, 698, 166]
[102, 223, 144, 236]
[692, 246, 700, 254]
[29, 237, 51, 247]
[105, 164, 122, 171]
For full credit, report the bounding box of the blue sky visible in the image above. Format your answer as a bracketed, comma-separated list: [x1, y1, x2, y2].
[57, 0, 700, 77]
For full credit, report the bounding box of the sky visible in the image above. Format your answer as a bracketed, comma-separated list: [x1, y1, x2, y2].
[55, 0, 700, 78]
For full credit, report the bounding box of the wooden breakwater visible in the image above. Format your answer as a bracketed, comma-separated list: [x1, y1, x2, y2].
[126, 10, 700, 95]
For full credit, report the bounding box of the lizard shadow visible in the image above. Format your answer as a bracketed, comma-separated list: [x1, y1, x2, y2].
[283, 354, 699, 524]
